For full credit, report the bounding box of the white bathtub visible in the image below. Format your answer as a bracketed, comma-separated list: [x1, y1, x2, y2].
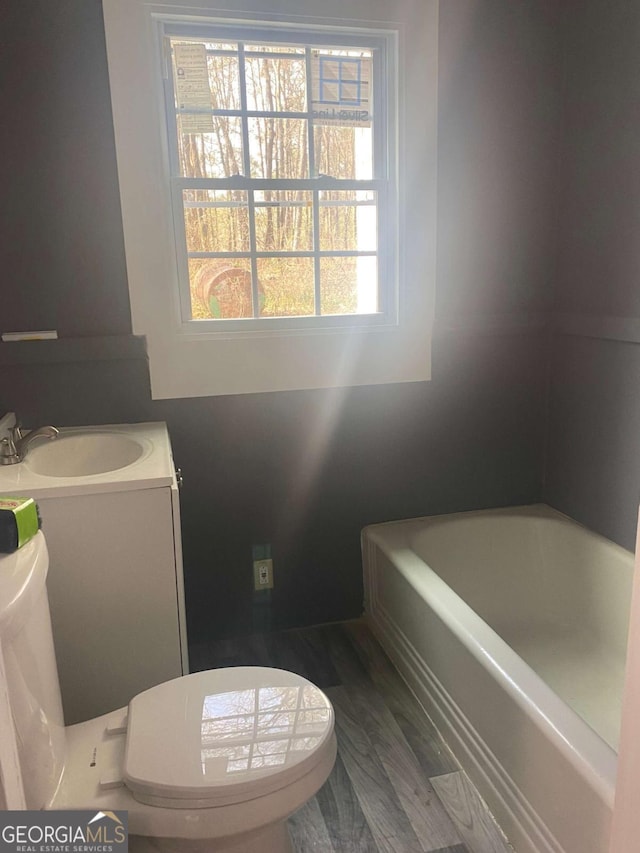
[362, 504, 634, 853]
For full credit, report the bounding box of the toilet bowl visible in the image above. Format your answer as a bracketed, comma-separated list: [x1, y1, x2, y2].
[0, 532, 336, 852]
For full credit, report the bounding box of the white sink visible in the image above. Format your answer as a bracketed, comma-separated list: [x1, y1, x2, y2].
[0, 422, 172, 498]
[25, 432, 147, 477]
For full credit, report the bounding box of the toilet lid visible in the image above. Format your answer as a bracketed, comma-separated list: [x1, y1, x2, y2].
[124, 667, 334, 808]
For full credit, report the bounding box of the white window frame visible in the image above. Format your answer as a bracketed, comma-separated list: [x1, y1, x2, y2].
[103, 0, 438, 399]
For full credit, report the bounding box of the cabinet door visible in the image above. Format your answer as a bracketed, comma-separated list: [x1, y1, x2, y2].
[39, 488, 182, 724]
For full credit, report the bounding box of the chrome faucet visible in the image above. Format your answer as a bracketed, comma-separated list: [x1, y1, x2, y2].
[0, 425, 59, 465]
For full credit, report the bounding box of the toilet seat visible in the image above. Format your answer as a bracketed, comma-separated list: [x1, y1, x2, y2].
[124, 667, 335, 810]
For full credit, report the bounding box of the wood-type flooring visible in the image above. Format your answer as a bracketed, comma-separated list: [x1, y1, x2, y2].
[190, 620, 514, 853]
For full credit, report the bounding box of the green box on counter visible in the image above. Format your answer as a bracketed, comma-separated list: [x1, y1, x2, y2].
[0, 497, 41, 553]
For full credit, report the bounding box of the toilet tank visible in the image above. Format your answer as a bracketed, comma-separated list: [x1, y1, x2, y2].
[0, 531, 66, 807]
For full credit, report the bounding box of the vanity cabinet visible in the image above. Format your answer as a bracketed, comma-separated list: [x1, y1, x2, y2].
[39, 483, 186, 724]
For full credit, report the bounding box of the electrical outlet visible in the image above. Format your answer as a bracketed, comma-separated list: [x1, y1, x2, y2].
[253, 558, 274, 591]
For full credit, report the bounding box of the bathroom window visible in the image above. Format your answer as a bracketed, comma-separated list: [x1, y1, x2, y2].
[102, 1, 438, 399]
[164, 27, 390, 329]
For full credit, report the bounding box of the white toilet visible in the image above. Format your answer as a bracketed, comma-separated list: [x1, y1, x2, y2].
[0, 532, 337, 852]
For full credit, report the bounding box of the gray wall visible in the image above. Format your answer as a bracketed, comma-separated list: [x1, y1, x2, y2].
[437, 0, 559, 321]
[543, 0, 640, 551]
[1, 1, 560, 642]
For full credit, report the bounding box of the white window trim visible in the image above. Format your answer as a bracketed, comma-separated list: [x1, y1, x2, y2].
[103, 0, 438, 399]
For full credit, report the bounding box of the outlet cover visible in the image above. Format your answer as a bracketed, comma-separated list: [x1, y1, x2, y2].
[253, 558, 274, 591]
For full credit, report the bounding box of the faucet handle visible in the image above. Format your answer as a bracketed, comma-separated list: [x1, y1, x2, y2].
[0, 436, 18, 463]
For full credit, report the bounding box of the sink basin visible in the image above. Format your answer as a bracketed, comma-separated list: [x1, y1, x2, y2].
[24, 432, 147, 477]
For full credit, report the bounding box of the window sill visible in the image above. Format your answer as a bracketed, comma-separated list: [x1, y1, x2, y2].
[146, 318, 430, 399]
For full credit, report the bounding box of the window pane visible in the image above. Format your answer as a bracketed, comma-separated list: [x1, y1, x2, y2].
[167, 35, 386, 328]
[311, 48, 373, 179]
[258, 257, 315, 317]
[255, 191, 313, 251]
[320, 256, 377, 315]
[313, 125, 372, 180]
[245, 56, 307, 113]
[249, 119, 309, 178]
[172, 41, 244, 178]
[206, 49, 241, 110]
[171, 40, 240, 109]
[183, 190, 249, 253]
[177, 116, 243, 178]
[189, 259, 255, 319]
[319, 191, 377, 251]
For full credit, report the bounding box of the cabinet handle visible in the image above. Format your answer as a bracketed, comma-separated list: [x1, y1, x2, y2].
[175, 467, 184, 489]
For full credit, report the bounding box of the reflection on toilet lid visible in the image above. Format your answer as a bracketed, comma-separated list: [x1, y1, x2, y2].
[124, 667, 335, 808]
